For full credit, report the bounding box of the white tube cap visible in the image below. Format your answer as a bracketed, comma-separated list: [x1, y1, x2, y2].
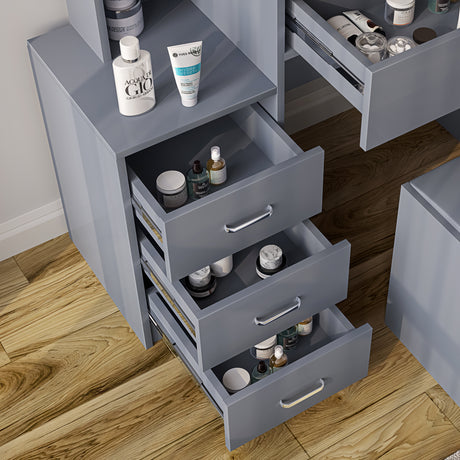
[120, 36, 140, 61]
[182, 97, 197, 107]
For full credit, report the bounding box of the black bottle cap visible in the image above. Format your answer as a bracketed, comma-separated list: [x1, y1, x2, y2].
[413, 27, 437, 45]
[257, 360, 267, 373]
[192, 160, 202, 173]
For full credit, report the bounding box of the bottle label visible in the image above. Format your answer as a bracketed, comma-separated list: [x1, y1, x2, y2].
[279, 334, 298, 350]
[192, 179, 209, 197]
[327, 16, 362, 40]
[392, 8, 414, 25]
[210, 166, 227, 185]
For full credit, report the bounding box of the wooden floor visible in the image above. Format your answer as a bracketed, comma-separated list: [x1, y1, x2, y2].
[1, 109, 460, 459]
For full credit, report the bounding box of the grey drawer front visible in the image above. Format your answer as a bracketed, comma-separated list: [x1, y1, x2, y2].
[287, 0, 460, 151]
[130, 104, 324, 281]
[146, 288, 372, 451]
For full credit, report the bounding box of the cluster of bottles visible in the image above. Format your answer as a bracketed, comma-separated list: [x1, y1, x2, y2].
[251, 317, 313, 383]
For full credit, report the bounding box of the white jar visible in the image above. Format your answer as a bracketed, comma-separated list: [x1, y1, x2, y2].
[385, 0, 415, 26]
[156, 170, 188, 209]
[188, 266, 212, 288]
[105, 0, 144, 41]
[210, 255, 233, 277]
[254, 335, 277, 360]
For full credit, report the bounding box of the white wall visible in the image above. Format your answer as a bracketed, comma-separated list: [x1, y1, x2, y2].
[0, 1, 69, 261]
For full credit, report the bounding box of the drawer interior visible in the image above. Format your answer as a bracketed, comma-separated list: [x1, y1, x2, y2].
[127, 105, 298, 214]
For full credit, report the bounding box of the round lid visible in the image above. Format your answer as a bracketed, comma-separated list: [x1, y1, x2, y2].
[222, 368, 250, 392]
[259, 245, 283, 270]
[413, 27, 437, 44]
[274, 345, 284, 359]
[211, 146, 221, 161]
[255, 335, 277, 349]
[156, 170, 186, 194]
[386, 0, 415, 9]
[120, 35, 140, 61]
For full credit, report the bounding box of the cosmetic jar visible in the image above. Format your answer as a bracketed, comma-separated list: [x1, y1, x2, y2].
[222, 368, 251, 394]
[385, 0, 415, 26]
[185, 266, 217, 298]
[387, 36, 417, 56]
[210, 255, 233, 277]
[105, 0, 144, 41]
[412, 27, 437, 44]
[256, 244, 287, 279]
[104, 0, 136, 11]
[156, 170, 188, 209]
[355, 32, 387, 63]
[277, 326, 298, 350]
[297, 317, 313, 336]
[254, 335, 277, 360]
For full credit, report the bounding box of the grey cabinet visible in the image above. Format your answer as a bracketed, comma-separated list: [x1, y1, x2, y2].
[29, 0, 372, 451]
[286, 0, 460, 151]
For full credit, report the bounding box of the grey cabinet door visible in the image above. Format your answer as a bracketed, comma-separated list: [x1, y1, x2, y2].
[287, 0, 460, 151]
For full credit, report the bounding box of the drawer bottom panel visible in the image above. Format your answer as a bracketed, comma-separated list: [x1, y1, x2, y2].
[147, 287, 372, 451]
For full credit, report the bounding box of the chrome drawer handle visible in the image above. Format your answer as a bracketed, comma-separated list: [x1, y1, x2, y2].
[254, 297, 301, 326]
[224, 205, 273, 233]
[280, 378, 325, 409]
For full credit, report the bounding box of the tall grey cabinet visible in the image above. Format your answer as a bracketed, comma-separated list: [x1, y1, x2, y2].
[29, 0, 460, 450]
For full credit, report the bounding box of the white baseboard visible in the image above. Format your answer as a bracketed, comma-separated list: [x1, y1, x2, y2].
[0, 199, 68, 261]
[285, 78, 353, 135]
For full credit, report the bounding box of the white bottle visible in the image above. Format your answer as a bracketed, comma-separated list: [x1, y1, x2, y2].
[112, 36, 155, 116]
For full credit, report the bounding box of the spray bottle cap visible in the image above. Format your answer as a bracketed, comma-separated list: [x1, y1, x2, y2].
[120, 36, 140, 61]
[211, 146, 221, 161]
[274, 345, 284, 359]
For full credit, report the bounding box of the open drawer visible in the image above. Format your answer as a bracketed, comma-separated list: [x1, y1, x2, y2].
[147, 286, 372, 451]
[139, 218, 351, 370]
[127, 103, 324, 281]
[286, 0, 460, 150]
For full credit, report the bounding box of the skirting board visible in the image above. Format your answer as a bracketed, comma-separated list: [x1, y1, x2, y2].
[284, 77, 352, 136]
[0, 199, 67, 261]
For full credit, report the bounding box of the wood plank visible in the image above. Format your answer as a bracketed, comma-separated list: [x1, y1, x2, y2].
[310, 394, 460, 460]
[427, 385, 460, 432]
[0, 259, 118, 359]
[14, 234, 83, 283]
[0, 312, 172, 446]
[152, 419, 309, 460]
[286, 327, 438, 457]
[0, 342, 10, 367]
[0, 358, 218, 459]
[0, 258, 28, 309]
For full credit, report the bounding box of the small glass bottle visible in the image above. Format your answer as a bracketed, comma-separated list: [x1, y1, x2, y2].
[385, 0, 415, 26]
[206, 146, 227, 185]
[297, 317, 313, 336]
[187, 160, 209, 199]
[277, 326, 298, 350]
[251, 360, 270, 383]
[428, 0, 450, 13]
[269, 345, 288, 372]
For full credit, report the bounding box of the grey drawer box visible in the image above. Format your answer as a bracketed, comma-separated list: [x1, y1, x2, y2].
[139, 218, 351, 371]
[286, 0, 460, 151]
[147, 286, 372, 451]
[128, 103, 324, 281]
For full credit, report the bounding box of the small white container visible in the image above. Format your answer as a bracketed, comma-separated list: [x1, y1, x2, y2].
[387, 36, 416, 56]
[156, 170, 188, 209]
[385, 0, 415, 26]
[297, 317, 313, 336]
[104, 0, 136, 11]
[188, 266, 211, 288]
[210, 255, 233, 277]
[105, 0, 144, 41]
[254, 335, 277, 360]
[222, 368, 251, 394]
[259, 245, 283, 270]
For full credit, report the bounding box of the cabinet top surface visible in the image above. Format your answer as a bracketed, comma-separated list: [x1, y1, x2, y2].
[28, 0, 276, 157]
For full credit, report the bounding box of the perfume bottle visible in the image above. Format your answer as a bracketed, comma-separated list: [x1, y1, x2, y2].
[251, 360, 270, 383]
[112, 36, 155, 116]
[269, 345, 288, 372]
[277, 325, 298, 350]
[206, 145, 227, 185]
[187, 160, 209, 199]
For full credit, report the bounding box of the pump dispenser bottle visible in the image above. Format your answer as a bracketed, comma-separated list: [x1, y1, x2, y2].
[207, 146, 227, 185]
[112, 36, 155, 116]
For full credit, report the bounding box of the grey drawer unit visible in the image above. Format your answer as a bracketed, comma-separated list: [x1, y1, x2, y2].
[128, 104, 324, 281]
[139, 218, 351, 370]
[286, 0, 460, 151]
[147, 286, 373, 451]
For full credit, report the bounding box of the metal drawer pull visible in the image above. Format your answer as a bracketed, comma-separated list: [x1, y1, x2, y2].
[280, 378, 325, 409]
[254, 297, 301, 326]
[224, 205, 273, 233]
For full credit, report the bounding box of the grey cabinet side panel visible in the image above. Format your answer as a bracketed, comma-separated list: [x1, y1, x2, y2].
[66, 0, 111, 62]
[362, 34, 460, 151]
[386, 185, 460, 406]
[191, 0, 285, 122]
[30, 50, 152, 348]
[438, 108, 460, 142]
